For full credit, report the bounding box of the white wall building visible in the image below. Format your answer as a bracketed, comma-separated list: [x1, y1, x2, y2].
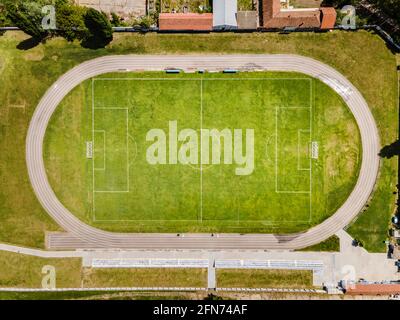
[213, 0, 238, 30]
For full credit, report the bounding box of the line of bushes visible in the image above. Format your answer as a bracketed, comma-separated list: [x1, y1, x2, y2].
[1, 0, 399, 50]
[324, 0, 400, 44]
[0, 0, 113, 49]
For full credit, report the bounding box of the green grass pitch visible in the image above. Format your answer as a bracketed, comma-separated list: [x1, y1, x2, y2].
[44, 72, 361, 233]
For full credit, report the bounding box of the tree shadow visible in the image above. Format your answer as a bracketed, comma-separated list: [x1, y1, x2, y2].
[320, 0, 355, 7]
[16, 37, 41, 50]
[80, 36, 111, 50]
[379, 140, 400, 159]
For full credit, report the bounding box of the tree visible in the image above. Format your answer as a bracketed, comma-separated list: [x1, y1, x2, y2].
[369, 0, 400, 23]
[5, 0, 52, 41]
[132, 15, 154, 29]
[0, 2, 11, 28]
[55, 1, 87, 42]
[110, 12, 121, 27]
[321, 0, 359, 8]
[368, 0, 400, 42]
[82, 8, 113, 49]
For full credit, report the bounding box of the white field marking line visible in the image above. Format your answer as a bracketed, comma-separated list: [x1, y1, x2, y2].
[274, 78, 313, 222]
[93, 107, 129, 110]
[94, 219, 203, 222]
[93, 78, 203, 81]
[264, 134, 276, 164]
[91, 80, 129, 220]
[274, 191, 311, 194]
[128, 134, 138, 166]
[127, 108, 130, 193]
[297, 129, 311, 171]
[275, 105, 278, 193]
[8, 104, 26, 110]
[309, 79, 313, 222]
[275, 108, 312, 194]
[93, 218, 313, 223]
[94, 190, 130, 193]
[91, 79, 96, 220]
[92, 84, 130, 222]
[93, 77, 314, 223]
[93, 130, 106, 171]
[92, 78, 312, 81]
[200, 78, 203, 223]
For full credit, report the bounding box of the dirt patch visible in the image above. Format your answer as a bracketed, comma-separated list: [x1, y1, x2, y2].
[324, 105, 344, 125]
[23, 46, 44, 61]
[323, 128, 360, 196]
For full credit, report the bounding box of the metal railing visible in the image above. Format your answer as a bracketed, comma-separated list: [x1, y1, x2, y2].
[1, 24, 398, 51]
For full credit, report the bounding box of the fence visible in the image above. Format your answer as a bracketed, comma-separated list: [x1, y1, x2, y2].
[1, 25, 398, 52]
[0, 287, 327, 293]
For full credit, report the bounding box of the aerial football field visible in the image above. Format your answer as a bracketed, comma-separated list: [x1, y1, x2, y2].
[44, 72, 361, 233]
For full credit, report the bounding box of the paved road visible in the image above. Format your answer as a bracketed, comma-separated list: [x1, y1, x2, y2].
[0, 243, 82, 258]
[2, 237, 398, 287]
[26, 54, 380, 250]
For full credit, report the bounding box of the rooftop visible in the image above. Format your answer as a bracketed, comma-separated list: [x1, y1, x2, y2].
[159, 13, 213, 31]
[346, 284, 400, 295]
[237, 11, 258, 29]
[262, 0, 336, 29]
[320, 7, 337, 29]
[213, 0, 238, 28]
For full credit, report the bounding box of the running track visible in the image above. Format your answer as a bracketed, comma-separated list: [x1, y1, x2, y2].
[25, 55, 380, 250]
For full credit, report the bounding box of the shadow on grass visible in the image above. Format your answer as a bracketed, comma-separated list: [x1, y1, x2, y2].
[379, 140, 400, 159]
[81, 36, 112, 50]
[16, 37, 41, 50]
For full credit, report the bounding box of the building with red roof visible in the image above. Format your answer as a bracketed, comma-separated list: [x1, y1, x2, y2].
[159, 13, 213, 31]
[261, 0, 336, 29]
[320, 7, 337, 29]
[345, 283, 400, 295]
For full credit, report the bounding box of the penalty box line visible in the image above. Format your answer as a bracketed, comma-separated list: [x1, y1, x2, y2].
[93, 130, 106, 171]
[297, 129, 311, 171]
[274, 79, 313, 222]
[274, 111, 312, 194]
[91, 79, 130, 221]
[92, 111, 129, 193]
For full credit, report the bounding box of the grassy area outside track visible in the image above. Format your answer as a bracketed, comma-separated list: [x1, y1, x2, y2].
[0, 30, 397, 251]
[216, 269, 314, 288]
